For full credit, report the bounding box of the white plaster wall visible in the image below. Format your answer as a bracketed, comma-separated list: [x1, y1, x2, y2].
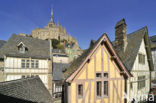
[151, 49, 156, 79]
[4, 57, 50, 91]
[127, 39, 150, 103]
[5, 57, 48, 69]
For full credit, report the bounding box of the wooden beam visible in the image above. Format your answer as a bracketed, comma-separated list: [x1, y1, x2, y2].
[111, 56, 117, 60]
[120, 71, 125, 75]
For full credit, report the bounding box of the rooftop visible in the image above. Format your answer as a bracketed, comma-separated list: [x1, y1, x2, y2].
[0, 76, 53, 103]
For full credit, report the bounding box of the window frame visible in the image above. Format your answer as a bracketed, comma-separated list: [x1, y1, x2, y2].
[138, 53, 145, 64]
[104, 81, 108, 96]
[96, 81, 102, 97]
[21, 59, 26, 68]
[96, 72, 109, 98]
[21, 59, 39, 69]
[77, 83, 83, 98]
[138, 76, 146, 90]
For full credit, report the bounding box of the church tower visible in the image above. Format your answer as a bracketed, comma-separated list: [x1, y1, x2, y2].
[48, 7, 55, 28]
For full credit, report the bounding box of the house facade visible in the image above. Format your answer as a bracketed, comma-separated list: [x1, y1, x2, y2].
[0, 34, 52, 95]
[113, 19, 154, 103]
[63, 34, 131, 103]
[150, 35, 156, 79]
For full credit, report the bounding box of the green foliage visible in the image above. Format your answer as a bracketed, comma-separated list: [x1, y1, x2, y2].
[56, 44, 64, 49]
[52, 39, 60, 49]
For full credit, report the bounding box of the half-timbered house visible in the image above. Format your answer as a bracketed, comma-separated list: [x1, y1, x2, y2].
[63, 34, 132, 103]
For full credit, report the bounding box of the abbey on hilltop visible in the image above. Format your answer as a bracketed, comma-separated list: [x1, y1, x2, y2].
[31, 9, 78, 44]
[29, 9, 83, 61]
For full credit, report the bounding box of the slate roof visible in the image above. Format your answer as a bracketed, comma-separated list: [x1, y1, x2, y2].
[150, 35, 156, 43]
[150, 35, 156, 49]
[0, 76, 53, 103]
[0, 40, 6, 48]
[0, 93, 35, 103]
[0, 34, 50, 59]
[113, 26, 154, 71]
[53, 63, 70, 80]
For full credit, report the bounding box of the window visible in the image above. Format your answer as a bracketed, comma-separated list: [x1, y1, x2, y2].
[26, 60, 30, 68]
[138, 53, 145, 64]
[96, 72, 109, 97]
[21, 59, 39, 69]
[96, 73, 102, 78]
[35, 60, 39, 68]
[78, 84, 83, 97]
[104, 81, 108, 96]
[21, 59, 25, 68]
[31, 60, 34, 68]
[104, 73, 108, 78]
[130, 82, 133, 89]
[138, 76, 146, 90]
[18, 43, 26, 53]
[96, 81, 102, 97]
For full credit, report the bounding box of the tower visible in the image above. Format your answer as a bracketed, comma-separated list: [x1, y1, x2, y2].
[48, 6, 55, 28]
[50, 7, 54, 23]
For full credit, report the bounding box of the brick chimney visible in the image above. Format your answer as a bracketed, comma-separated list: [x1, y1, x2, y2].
[114, 19, 127, 52]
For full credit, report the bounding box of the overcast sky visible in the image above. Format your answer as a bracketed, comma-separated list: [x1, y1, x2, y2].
[0, 0, 156, 49]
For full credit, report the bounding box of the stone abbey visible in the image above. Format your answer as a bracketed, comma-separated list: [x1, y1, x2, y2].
[31, 10, 78, 45]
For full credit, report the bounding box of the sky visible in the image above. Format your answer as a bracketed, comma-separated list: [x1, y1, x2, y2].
[0, 0, 156, 49]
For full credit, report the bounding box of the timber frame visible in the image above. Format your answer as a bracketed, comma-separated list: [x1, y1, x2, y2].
[64, 33, 132, 103]
[66, 34, 132, 83]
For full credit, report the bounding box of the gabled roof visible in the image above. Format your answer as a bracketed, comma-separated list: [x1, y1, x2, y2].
[0, 34, 50, 59]
[0, 40, 6, 48]
[53, 63, 70, 81]
[0, 76, 53, 103]
[113, 26, 154, 71]
[64, 33, 132, 82]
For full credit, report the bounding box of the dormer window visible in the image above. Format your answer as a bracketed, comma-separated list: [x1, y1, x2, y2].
[17, 42, 27, 53]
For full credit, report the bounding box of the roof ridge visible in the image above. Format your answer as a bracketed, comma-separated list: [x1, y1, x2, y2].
[12, 34, 49, 42]
[0, 76, 39, 84]
[127, 26, 147, 36]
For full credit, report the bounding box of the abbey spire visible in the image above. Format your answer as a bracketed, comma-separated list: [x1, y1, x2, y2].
[50, 7, 54, 22]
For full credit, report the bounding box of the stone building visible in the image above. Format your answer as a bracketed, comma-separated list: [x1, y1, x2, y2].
[31, 10, 78, 44]
[0, 34, 52, 95]
[31, 10, 83, 61]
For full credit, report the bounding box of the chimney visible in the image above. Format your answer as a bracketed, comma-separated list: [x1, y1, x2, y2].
[114, 19, 127, 52]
